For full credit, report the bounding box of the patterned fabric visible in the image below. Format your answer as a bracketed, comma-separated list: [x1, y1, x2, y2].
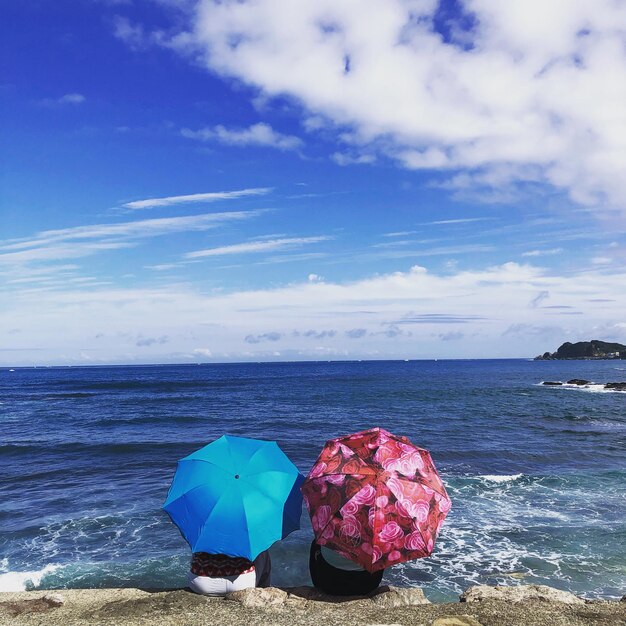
[301, 427, 451, 573]
[190, 553, 255, 577]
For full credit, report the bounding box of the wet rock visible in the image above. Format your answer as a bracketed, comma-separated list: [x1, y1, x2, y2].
[566, 379, 590, 385]
[43, 594, 65, 607]
[542, 381, 563, 386]
[605, 382, 626, 391]
[370, 585, 430, 607]
[432, 616, 484, 626]
[460, 584, 584, 605]
[226, 587, 288, 608]
[0, 596, 64, 617]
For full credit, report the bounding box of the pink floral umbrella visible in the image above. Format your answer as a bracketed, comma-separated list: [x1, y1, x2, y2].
[302, 427, 451, 572]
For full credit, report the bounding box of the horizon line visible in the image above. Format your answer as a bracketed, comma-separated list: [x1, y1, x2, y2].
[3, 357, 536, 368]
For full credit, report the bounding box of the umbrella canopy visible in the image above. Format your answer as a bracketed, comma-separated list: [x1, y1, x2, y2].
[163, 435, 304, 560]
[302, 427, 451, 572]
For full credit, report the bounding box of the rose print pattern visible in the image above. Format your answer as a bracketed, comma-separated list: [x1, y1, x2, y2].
[301, 427, 451, 572]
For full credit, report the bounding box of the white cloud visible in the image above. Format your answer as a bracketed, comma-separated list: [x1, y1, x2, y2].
[331, 152, 376, 166]
[113, 16, 156, 50]
[58, 93, 85, 105]
[122, 187, 271, 209]
[172, 0, 626, 211]
[0, 242, 134, 264]
[192, 348, 213, 357]
[145, 263, 180, 271]
[522, 248, 564, 257]
[182, 123, 303, 151]
[422, 218, 494, 226]
[369, 243, 496, 259]
[185, 236, 330, 259]
[0, 211, 264, 265]
[383, 231, 419, 238]
[40, 93, 86, 106]
[3, 261, 626, 364]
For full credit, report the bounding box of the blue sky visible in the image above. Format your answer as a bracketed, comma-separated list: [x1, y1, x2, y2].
[1, 0, 625, 365]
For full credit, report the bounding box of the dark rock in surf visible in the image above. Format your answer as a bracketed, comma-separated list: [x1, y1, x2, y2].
[566, 379, 590, 385]
[605, 382, 626, 391]
[542, 381, 563, 386]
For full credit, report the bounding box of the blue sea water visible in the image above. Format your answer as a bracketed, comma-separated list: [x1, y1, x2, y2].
[1, 360, 624, 602]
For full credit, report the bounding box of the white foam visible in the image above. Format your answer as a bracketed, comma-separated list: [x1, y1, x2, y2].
[539, 382, 625, 393]
[478, 474, 523, 483]
[563, 383, 622, 393]
[0, 564, 59, 592]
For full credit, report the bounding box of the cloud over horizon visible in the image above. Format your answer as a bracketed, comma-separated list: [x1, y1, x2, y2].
[3, 261, 626, 364]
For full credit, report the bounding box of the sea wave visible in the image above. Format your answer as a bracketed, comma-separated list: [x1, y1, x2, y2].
[477, 473, 524, 483]
[0, 563, 60, 592]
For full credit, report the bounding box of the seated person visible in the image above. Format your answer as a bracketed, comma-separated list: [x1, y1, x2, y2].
[188, 550, 271, 595]
[309, 539, 383, 596]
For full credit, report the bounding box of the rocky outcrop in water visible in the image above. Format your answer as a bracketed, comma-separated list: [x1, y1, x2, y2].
[605, 382, 626, 391]
[541, 380, 626, 391]
[535, 340, 626, 360]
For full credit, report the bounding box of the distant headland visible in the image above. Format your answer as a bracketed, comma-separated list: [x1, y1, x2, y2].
[535, 340, 626, 360]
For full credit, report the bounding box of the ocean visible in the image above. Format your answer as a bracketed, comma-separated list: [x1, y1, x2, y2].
[1, 360, 624, 602]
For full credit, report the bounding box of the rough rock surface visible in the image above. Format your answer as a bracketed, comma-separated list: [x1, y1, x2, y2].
[226, 587, 288, 608]
[370, 584, 430, 607]
[460, 584, 585, 605]
[1, 586, 624, 626]
[432, 617, 484, 626]
[566, 379, 591, 385]
[43, 594, 65, 607]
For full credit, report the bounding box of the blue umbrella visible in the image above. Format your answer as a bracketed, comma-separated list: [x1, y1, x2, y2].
[163, 435, 304, 560]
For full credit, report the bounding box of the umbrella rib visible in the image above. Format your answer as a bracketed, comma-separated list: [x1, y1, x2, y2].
[181, 457, 236, 474]
[387, 475, 444, 556]
[236, 473, 287, 508]
[224, 438, 272, 476]
[224, 436, 236, 475]
[194, 487, 233, 554]
[242, 443, 267, 469]
[312, 470, 375, 478]
[370, 476, 385, 571]
[416, 524, 430, 558]
[393, 473, 449, 500]
[164, 480, 223, 511]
